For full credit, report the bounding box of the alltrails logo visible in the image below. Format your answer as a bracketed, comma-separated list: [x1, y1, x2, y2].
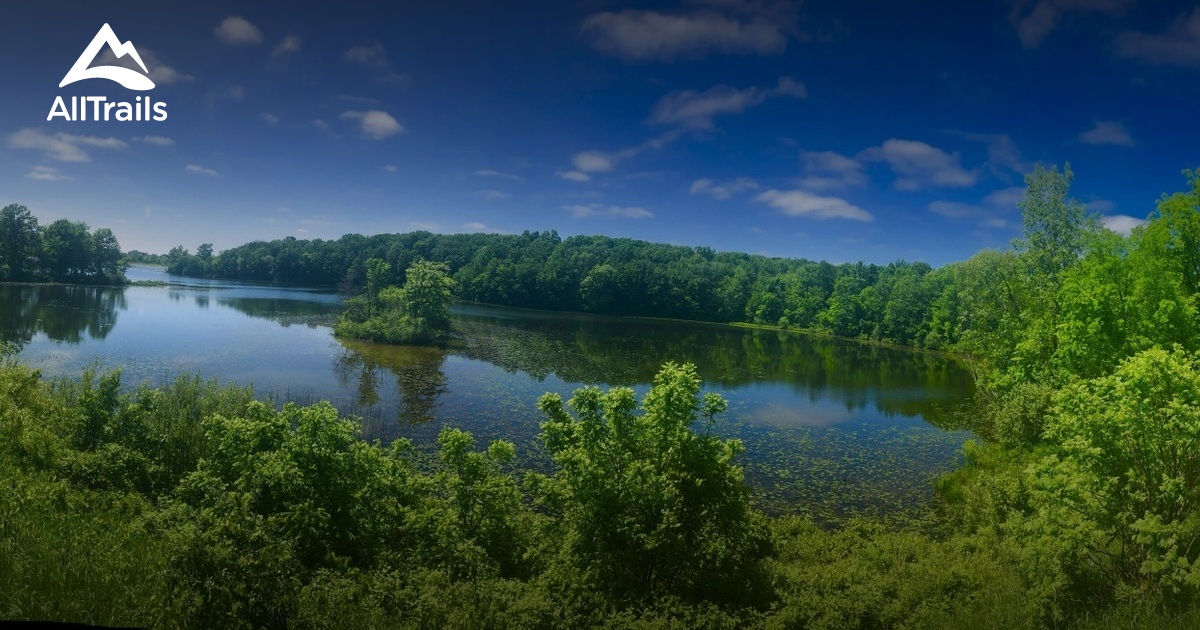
[48, 23, 168, 122]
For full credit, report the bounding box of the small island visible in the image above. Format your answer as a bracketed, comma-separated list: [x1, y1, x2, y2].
[335, 258, 455, 345]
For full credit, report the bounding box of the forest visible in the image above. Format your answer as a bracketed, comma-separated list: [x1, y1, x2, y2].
[165, 211, 958, 349]
[3, 163, 1200, 627]
[0, 204, 126, 285]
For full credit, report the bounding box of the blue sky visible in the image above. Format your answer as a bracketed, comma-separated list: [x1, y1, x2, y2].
[2, 0, 1198, 265]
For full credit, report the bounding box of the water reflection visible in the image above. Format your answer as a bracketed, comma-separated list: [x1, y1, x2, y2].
[334, 339, 448, 424]
[0, 285, 127, 347]
[448, 305, 973, 429]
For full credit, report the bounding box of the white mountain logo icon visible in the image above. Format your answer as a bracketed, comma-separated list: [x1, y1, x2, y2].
[59, 23, 155, 91]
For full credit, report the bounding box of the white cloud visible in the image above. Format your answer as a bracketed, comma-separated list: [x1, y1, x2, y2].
[564, 204, 654, 219]
[259, 113, 280, 126]
[478, 189, 510, 200]
[97, 48, 194, 84]
[135, 135, 175, 147]
[186, 164, 219, 176]
[384, 164, 399, 173]
[690, 177, 759, 199]
[463, 222, 505, 233]
[859, 139, 977, 190]
[572, 150, 616, 173]
[474, 169, 523, 181]
[581, 4, 800, 62]
[1101, 214, 1147, 235]
[755, 189, 873, 221]
[342, 43, 409, 84]
[797, 150, 866, 190]
[650, 77, 806, 129]
[557, 170, 591, 182]
[214, 16, 263, 46]
[8, 128, 127, 162]
[340, 110, 404, 140]
[271, 35, 301, 59]
[1008, 0, 1134, 48]
[26, 165, 71, 181]
[1115, 8, 1200, 66]
[1080, 120, 1134, 147]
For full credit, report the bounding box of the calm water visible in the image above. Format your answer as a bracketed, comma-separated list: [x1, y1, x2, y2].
[1, 265, 976, 523]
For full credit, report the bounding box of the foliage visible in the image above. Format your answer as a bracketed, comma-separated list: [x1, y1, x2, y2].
[7, 163, 1200, 627]
[335, 259, 455, 345]
[0, 204, 127, 284]
[536, 362, 771, 605]
[1017, 348, 1200, 604]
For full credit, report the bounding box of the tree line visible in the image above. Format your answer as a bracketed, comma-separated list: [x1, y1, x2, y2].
[164, 223, 955, 348]
[0, 204, 125, 284]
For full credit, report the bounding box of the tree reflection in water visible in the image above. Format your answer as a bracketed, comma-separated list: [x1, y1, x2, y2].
[333, 338, 448, 425]
[0, 285, 127, 348]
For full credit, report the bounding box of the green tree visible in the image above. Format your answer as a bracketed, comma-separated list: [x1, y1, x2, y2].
[364, 257, 390, 317]
[0, 203, 39, 280]
[90, 228, 124, 279]
[399, 260, 455, 332]
[41, 220, 92, 281]
[1021, 347, 1200, 603]
[535, 362, 770, 604]
[1014, 163, 1095, 285]
[1143, 168, 1200, 295]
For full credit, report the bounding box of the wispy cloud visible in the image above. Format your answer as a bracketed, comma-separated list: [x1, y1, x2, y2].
[582, 2, 802, 62]
[271, 35, 301, 59]
[26, 165, 72, 181]
[474, 169, 523, 182]
[951, 132, 1027, 177]
[1115, 8, 1200, 67]
[134, 135, 175, 147]
[650, 77, 806, 129]
[214, 16, 263, 46]
[1080, 120, 1134, 146]
[797, 150, 867, 190]
[690, 177, 759, 199]
[564, 203, 654, 219]
[557, 170, 591, 182]
[478, 189, 510, 200]
[859, 139, 977, 190]
[384, 164, 398, 173]
[340, 110, 404, 140]
[1008, 0, 1134, 49]
[186, 164, 219, 177]
[756, 189, 873, 221]
[311, 119, 338, 137]
[97, 48, 194, 84]
[342, 43, 409, 85]
[259, 113, 280, 126]
[927, 186, 1025, 229]
[8, 128, 127, 162]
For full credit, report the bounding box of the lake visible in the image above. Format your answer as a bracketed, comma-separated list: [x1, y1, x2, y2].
[1, 265, 976, 524]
